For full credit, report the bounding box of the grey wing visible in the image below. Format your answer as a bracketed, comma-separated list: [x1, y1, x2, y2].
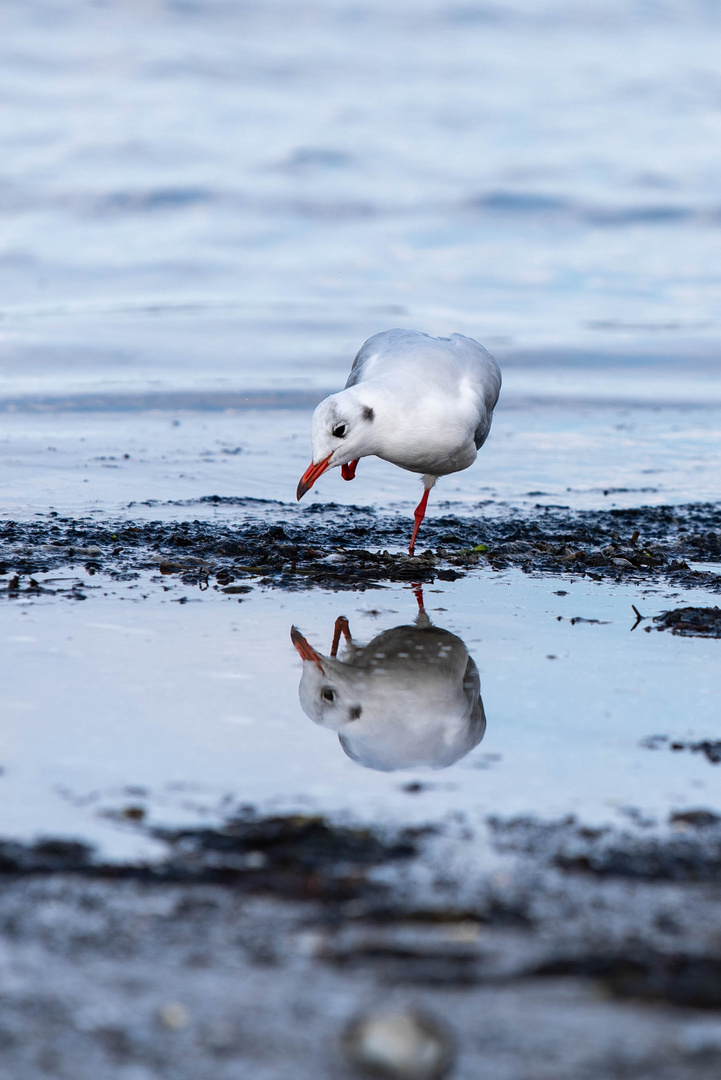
[345, 337, 377, 388]
[474, 417, 491, 450]
[345, 328, 424, 388]
[450, 336, 500, 449]
[473, 383, 500, 448]
[462, 656, 487, 749]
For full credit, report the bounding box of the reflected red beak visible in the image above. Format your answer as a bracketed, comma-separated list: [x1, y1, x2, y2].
[290, 626, 324, 669]
[296, 454, 332, 500]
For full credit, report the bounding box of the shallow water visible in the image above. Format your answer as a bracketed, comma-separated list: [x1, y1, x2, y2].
[3, 393, 721, 523]
[3, 1, 721, 343]
[2, 565, 719, 859]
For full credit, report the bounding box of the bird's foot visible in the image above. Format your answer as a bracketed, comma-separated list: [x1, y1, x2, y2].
[341, 459, 359, 481]
[330, 616, 352, 656]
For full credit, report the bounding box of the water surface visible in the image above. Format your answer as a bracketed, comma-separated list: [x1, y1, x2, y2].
[2, 568, 719, 859]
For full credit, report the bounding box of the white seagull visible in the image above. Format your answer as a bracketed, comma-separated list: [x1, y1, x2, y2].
[290, 610, 486, 772]
[296, 328, 502, 554]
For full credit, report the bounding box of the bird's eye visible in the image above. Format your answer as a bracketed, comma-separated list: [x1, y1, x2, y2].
[332, 424, 347, 439]
[321, 687, 336, 703]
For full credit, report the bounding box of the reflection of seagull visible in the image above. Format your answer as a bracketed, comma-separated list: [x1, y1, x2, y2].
[290, 601, 486, 772]
[296, 328, 502, 555]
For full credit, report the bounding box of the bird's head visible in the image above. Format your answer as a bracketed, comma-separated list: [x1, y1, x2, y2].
[296, 389, 376, 499]
[290, 626, 364, 731]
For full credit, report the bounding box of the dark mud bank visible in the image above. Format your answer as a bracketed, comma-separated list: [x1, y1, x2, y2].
[2, 498, 721, 594]
[0, 814, 423, 902]
[6, 811, 721, 1078]
[6, 810, 721, 986]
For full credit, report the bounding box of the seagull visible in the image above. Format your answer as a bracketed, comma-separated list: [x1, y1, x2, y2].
[290, 599, 486, 772]
[296, 328, 502, 554]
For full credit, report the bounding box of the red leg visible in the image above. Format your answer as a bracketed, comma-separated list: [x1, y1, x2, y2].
[411, 583, 426, 613]
[341, 459, 359, 481]
[330, 616, 351, 656]
[408, 487, 431, 557]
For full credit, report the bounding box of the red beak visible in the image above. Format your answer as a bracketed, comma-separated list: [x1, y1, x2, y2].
[296, 454, 332, 500]
[290, 626, 324, 669]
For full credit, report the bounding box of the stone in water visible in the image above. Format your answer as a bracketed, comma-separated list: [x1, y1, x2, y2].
[342, 1009, 454, 1079]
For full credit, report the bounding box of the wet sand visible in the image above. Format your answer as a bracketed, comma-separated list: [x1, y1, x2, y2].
[4, 813, 721, 1078]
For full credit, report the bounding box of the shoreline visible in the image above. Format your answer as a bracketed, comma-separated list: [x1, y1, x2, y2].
[2, 499, 720, 596]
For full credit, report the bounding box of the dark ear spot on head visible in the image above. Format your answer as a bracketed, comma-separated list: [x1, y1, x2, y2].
[362, 405, 374, 422]
[348, 705, 362, 721]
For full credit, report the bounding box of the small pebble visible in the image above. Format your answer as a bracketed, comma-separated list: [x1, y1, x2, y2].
[342, 1008, 454, 1079]
[157, 1002, 190, 1030]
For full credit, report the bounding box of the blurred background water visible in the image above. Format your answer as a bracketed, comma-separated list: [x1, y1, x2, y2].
[2, 0, 721, 374]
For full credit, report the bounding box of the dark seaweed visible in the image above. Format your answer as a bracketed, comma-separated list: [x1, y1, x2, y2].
[488, 813, 721, 882]
[653, 606, 721, 637]
[0, 815, 422, 902]
[1, 498, 720, 594]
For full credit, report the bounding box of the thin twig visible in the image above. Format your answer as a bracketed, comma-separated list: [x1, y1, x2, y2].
[630, 603, 646, 631]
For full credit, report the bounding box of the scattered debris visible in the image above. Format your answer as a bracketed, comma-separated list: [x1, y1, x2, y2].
[1, 500, 720, 594]
[641, 736, 721, 765]
[653, 607, 721, 638]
